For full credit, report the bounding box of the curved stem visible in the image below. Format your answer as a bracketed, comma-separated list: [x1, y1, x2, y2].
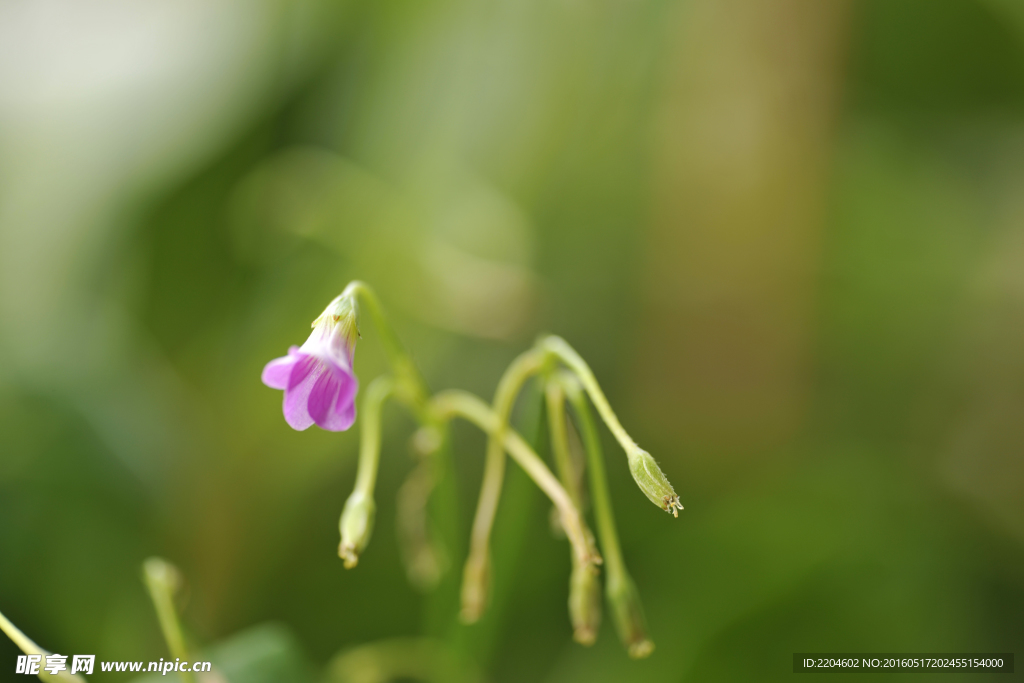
[544, 380, 582, 509]
[557, 373, 624, 577]
[0, 608, 87, 682]
[539, 336, 641, 460]
[344, 281, 430, 418]
[559, 373, 654, 658]
[353, 376, 395, 496]
[142, 558, 196, 683]
[547, 378, 602, 645]
[430, 390, 600, 572]
[459, 349, 547, 621]
[540, 335, 681, 515]
[339, 376, 395, 568]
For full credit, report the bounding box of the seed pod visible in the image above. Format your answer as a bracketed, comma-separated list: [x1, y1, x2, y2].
[607, 572, 654, 659]
[459, 552, 490, 624]
[569, 562, 602, 646]
[339, 490, 376, 569]
[627, 448, 684, 517]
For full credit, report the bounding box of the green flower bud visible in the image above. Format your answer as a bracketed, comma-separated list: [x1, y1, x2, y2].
[607, 572, 654, 659]
[627, 448, 683, 517]
[339, 490, 376, 569]
[459, 551, 490, 624]
[568, 562, 602, 646]
[142, 557, 183, 596]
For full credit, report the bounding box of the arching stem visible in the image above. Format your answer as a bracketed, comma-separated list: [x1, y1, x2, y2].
[430, 390, 600, 576]
[339, 376, 395, 568]
[343, 281, 431, 420]
[559, 373, 654, 658]
[459, 349, 548, 623]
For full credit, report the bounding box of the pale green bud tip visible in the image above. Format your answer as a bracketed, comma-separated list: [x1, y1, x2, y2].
[627, 448, 683, 517]
[142, 557, 182, 592]
[314, 292, 357, 327]
[339, 491, 376, 569]
[569, 563, 602, 646]
[628, 639, 656, 659]
[313, 294, 361, 351]
[608, 575, 655, 659]
[410, 426, 443, 458]
[459, 553, 490, 624]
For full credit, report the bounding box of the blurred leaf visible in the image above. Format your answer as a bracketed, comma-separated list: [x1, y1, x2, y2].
[325, 637, 484, 683]
[129, 623, 315, 683]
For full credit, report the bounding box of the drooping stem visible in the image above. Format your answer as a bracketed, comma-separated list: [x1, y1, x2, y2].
[558, 373, 624, 576]
[396, 433, 447, 591]
[430, 390, 600, 573]
[559, 373, 654, 658]
[540, 335, 682, 516]
[142, 557, 197, 683]
[353, 376, 395, 496]
[344, 281, 430, 417]
[339, 376, 395, 568]
[460, 349, 548, 622]
[546, 377, 601, 646]
[539, 336, 641, 459]
[544, 380, 582, 509]
[0, 608, 87, 682]
[329, 289, 651, 655]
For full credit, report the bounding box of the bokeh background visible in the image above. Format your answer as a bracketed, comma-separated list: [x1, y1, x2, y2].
[2, 0, 1024, 681]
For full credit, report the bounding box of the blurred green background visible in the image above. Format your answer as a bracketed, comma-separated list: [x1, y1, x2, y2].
[2, 0, 1023, 681]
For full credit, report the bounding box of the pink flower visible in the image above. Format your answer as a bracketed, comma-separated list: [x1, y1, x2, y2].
[262, 295, 359, 431]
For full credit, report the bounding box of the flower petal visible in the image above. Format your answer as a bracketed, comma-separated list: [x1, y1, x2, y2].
[287, 351, 318, 389]
[334, 396, 357, 432]
[300, 321, 356, 374]
[308, 362, 359, 432]
[282, 354, 322, 431]
[261, 347, 301, 389]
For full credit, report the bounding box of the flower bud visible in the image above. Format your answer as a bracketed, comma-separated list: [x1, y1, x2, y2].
[339, 490, 376, 569]
[568, 562, 602, 646]
[607, 572, 654, 659]
[397, 454, 446, 592]
[627, 448, 683, 517]
[459, 552, 490, 624]
[142, 557, 183, 596]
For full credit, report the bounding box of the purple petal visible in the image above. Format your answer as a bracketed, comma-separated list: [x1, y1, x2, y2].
[334, 397, 357, 432]
[308, 363, 359, 432]
[282, 354, 323, 431]
[261, 347, 301, 389]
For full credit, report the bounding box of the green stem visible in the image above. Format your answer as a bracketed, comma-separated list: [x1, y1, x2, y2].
[0, 608, 86, 682]
[353, 376, 395, 495]
[560, 373, 654, 658]
[340, 376, 395, 568]
[142, 558, 196, 683]
[558, 374, 624, 577]
[344, 281, 430, 418]
[430, 390, 599, 572]
[459, 349, 548, 622]
[539, 336, 642, 461]
[544, 380, 582, 509]
[0, 609, 44, 662]
[546, 378, 603, 646]
[542, 335, 681, 515]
